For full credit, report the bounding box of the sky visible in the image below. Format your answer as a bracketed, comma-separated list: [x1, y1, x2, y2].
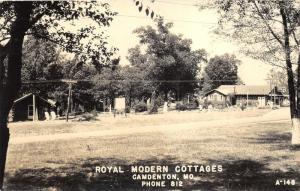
[105, 0, 273, 85]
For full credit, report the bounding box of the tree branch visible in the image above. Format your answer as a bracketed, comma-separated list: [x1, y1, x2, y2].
[31, 33, 89, 56]
[27, 11, 46, 31]
[0, 36, 10, 43]
[265, 61, 287, 69]
[252, 0, 284, 47]
[287, 16, 299, 47]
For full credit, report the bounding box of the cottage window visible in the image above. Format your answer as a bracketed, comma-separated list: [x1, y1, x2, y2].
[28, 105, 33, 119]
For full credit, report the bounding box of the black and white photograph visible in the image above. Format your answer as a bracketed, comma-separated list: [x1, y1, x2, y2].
[0, 0, 300, 190]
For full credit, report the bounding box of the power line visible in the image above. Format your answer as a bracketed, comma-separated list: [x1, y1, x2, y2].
[116, 14, 217, 25]
[22, 79, 78, 84]
[114, 14, 222, 35]
[22, 79, 240, 84]
[155, 0, 198, 7]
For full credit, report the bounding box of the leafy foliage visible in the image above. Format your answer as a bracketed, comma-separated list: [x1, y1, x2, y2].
[0, 1, 117, 68]
[134, 102, 148, 113]
[21, 37, 64, 81]
[175, 102, 188, 111]
[0, 2, 120, 188]
[91, 59, 124, 105]
[199, 0, 300, 67]
[133, 0, 157, 19]
[202, 53, 240, 92]
[266, 68, 289, 94]
[129, 18, 207, 100]
[0, 1, 119, 114]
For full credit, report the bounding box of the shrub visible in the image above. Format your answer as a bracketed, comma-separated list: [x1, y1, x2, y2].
[135, 102, 148, 113]
[176, 103, 188, 111]
[80, 112, 97, 121]
[90, 110, 98, 116]
[156, 95, 165, 107]
[215, 104, 226, 109]
[240, 104, 246, 110]
[245, 100, 258, 107]
[125, 107, 131, 113]
[205, 100, 212, 108]
[148, 104, 158, 114]
[186, 102, 198, 110]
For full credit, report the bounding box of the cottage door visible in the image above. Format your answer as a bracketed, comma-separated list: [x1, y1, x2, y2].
[214, 94, 217, 101]
[258, 97, 266, 107]
[261, 97, 266, 106]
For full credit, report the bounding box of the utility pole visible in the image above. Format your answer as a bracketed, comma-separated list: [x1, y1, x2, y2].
[265, 78, 273, 108]
[246, 90, 249, 108]
[66, 83, 73, 122]
[33, 94, 36, 121]
[273, 86, 276, 105]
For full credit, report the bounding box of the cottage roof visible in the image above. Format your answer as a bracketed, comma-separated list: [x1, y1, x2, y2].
[14, 93, 33, 103]
[217, 85, 271, 96]
[204, 85, 274, 97]
[203, 89, 228, 96]
[14, 93, 56, 106]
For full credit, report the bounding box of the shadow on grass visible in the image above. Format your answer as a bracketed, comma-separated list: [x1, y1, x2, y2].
[5, 156, 300, 191]
[202, 158, 300, 191]
[246, 130, 300, 151]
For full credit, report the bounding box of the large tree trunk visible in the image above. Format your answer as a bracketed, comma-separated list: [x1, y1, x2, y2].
[286, 61, 298, 144]
[294, 50, 300, 145]
[0, 45, 7, 83]
[291, 118, 300, 144]
[280, 4, 300, 145]
[0, 123, 9, 189]
[0, 2, 33, 189]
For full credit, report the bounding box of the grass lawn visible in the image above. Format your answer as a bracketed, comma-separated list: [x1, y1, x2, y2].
[4, 108, 300, 191]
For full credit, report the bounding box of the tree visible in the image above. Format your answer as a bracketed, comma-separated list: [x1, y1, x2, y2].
[202, 54, 240, 92]
[18, 37, 67, 105]
[92, 64, 124, 110]
[266, 68, 289, 94]
[131, 19, 207, 100]
[21, 36, 64, 81]
[121, 65, 154, 107]
[0, 1, 116, 188]
[21, 38, 102, 112]
[200, 0, 300, 144]
[125, 45, 156, 102]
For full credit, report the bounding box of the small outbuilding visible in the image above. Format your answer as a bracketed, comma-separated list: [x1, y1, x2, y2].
[11, 93, 56, 121]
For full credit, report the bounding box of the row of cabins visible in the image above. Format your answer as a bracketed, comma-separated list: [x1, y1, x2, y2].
[203, 85, 289, 107]
[10, 85, 289, 122]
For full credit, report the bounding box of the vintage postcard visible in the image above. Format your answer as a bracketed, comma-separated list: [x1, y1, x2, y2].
[0, 0, 299, 190]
